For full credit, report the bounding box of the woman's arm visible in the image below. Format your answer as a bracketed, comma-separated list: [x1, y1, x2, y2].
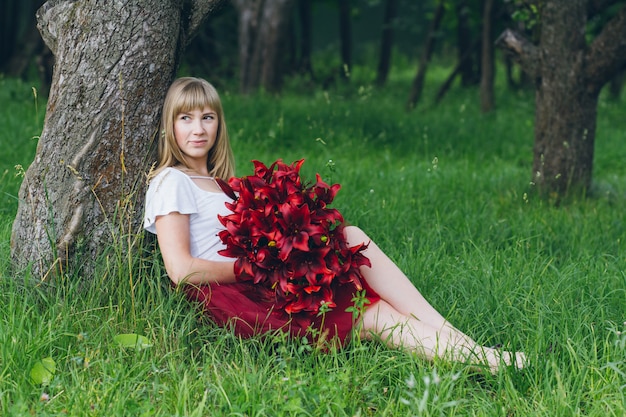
[155, 211, 237, 285]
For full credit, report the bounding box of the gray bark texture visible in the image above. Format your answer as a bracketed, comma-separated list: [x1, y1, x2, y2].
[496, 0, 626, 196]
[11, 0, 220, 279]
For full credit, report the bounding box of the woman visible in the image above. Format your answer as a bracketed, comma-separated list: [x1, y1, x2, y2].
[144, 77, 526, 373]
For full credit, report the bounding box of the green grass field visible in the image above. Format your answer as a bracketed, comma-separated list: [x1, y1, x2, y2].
[1, 68, 625, 416]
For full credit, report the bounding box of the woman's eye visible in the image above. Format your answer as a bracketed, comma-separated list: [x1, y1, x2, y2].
[203, 114, 215, 120]
[179, 115, 190, 121]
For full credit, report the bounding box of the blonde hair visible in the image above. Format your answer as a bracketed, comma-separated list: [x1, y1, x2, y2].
[152, 77, 235, 180]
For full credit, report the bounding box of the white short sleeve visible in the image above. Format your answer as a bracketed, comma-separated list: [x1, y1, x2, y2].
[144, 168, 198, 234]
[143, 167, 234, 262]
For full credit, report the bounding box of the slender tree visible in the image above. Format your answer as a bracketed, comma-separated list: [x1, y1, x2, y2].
[480, 0, 495, 112]
[297, 0, 314, 77]
[233, 0, 295, 93]
[456, 0, 477, 86]
[1, 0, 46, 78]
[407, 0, 445, 110]
[338, 0, 352, 79]
[11, 0, 222, 278]
[434, 38, 480, 104]
[183, 3, 238, 83]
[375, 0, 398, 86]
[497, 0, 626, 196]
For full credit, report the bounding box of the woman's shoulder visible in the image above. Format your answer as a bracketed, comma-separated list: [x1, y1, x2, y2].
[151, 166, 186, 180]
[149, 167, 188, 186]
[147, 167, 196, 197]
[144, 167, 199, 231]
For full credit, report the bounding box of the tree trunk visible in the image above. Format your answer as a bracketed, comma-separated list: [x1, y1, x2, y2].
[297, 0, 314, 77]
[234, 0, 263, 93]
[233, 0, 295, 93]
[5, 24, 45, 78]
[456, 0, 476, 87]
[435, 39, 480, 104]
[375, 0, 398, 87]
[480, 0, 495, 113]
[338, 0, 352, 79]
[11, 0, 220, 279]
[406, 0, 445, 110]
[1, 0, 44, 75]
[532, 1, 595, 194]
[497, 1, 626, 196]
[0, 0, 17, 68]
[259, 0, 294, 91]
[504, 55, 516, 89]
[184, 12, 224, 80]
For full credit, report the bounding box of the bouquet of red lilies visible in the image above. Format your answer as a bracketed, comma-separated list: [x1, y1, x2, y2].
[216, 159, 370, 316]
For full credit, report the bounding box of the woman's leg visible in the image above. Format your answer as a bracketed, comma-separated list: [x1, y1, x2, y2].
[344, 226, 467, 329]
[344, 226, 525, 371]
[359, 301, 525, 372]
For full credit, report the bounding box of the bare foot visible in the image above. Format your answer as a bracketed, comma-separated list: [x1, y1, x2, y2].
[483, 348, 527, 374]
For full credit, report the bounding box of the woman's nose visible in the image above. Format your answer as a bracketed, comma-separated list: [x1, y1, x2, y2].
[192, 119, 205, 133]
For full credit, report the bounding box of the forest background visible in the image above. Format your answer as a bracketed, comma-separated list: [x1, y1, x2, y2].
[1, 0, 625, 415]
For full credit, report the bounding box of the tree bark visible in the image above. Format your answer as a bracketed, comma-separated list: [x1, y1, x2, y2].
[532, 1, 594, 194]
[495, 28, 541, 80]
[233, 0, 295, 93]
[406, 0, 445, 110]
[480, 0, 495, 113]
[375, 0, 398, 87]
[497, 1, 626, 196]
[11, 0, 221, 279]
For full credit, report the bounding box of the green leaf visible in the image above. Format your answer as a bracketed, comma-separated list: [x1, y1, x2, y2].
[113, 333, 152, 350]
[30, 357, 56, 385]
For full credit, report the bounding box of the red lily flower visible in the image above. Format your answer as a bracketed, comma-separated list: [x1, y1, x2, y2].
[275, 202, 327, 260]
[217, 159, 370, 317]
[287, 246, 333, 285]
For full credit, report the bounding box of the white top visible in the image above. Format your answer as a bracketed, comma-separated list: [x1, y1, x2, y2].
[143, 167, 233, 262]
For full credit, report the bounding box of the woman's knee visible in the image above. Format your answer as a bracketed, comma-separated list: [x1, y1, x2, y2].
[344, 225, 369, 246]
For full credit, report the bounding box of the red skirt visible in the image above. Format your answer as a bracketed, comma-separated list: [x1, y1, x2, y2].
[184, 279, 380, 347]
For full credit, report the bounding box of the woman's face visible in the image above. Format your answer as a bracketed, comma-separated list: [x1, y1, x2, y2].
[173, 106, 219, 164]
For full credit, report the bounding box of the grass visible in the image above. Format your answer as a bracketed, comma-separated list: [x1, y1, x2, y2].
[1, 66, 625, 416]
